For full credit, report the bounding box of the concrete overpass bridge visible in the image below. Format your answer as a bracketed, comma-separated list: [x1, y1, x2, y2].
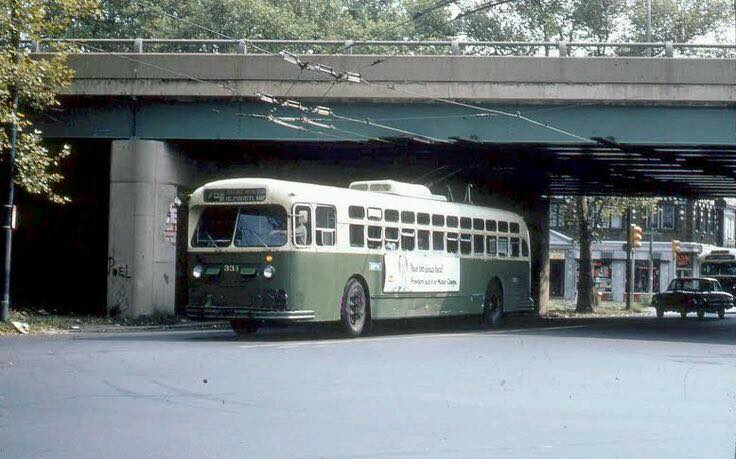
[21, 40, 736, 318]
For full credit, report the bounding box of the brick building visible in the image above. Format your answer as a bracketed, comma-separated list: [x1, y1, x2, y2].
[548, 198, 736, 301]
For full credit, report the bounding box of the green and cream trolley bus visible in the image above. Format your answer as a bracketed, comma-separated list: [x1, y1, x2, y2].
[186, 178, 534, 336]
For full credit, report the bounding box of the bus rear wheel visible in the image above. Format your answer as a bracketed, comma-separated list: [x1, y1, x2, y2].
[230, 319, 260, 336]
[341, 278, 370, 337]
[482, 281, 504, 329]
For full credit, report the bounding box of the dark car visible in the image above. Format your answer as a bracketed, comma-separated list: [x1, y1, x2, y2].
[651, 277, 732, 319]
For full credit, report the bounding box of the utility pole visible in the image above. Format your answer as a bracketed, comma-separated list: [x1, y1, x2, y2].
[1, 5, 20, 322]
[648, 233, 654, 294]
[626, 207, 632, 310]
[646, 0, 652, 57]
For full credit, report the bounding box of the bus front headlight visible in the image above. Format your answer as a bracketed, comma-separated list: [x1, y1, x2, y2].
[262, 265, 275, 279]
[192, 264, 204, 279]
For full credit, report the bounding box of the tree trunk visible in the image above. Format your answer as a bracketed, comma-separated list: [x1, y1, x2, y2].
[575, 196, 595, 313]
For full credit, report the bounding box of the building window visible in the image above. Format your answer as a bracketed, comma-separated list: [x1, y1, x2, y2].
[634, 260, 660, 293]
[593, 260, 612, 294]
[549, 202, 565, 228]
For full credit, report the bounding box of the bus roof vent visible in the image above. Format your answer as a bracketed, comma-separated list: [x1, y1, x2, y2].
[349, 180, 447, 201]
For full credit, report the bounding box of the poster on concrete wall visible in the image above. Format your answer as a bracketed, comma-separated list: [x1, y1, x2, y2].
[383, 253, 460, 293]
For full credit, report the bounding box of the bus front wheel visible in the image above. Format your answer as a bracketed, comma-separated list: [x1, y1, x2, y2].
[482, 281, 504, 329]
[341, 278, 370, 337]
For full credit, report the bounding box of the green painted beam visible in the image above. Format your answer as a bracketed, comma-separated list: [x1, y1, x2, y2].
[39, 98, 736, 145]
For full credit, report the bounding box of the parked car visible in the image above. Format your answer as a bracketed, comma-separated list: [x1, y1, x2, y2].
[651, 277, 732, 319]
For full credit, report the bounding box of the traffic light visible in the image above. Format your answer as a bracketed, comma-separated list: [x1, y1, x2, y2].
[672, 239, 681, 254]
[629, 224, 643, 249]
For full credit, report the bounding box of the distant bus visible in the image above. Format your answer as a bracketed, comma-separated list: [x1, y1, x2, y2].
[699, 249, 736, 296]
[186, 178, 534, 336]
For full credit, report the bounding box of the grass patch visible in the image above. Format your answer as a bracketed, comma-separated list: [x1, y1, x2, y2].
[546, 299, 652, 317]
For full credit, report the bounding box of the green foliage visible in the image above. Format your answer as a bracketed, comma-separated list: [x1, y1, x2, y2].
[63, 0, 459, 45]
[557, 196, 658, 241]
[624, 0, 733, 55]
[1, 0, 99, 203]
[460, 0, 731, 56]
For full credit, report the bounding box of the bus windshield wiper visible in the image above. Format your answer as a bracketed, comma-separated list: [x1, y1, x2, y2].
[240, 227, 271, 250]
[205, 232, 219, 248]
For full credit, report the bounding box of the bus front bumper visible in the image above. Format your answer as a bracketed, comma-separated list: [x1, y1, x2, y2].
[186, 305, 316, 321]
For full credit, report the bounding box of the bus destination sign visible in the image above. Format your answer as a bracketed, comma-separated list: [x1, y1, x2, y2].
[204, 188, 267, 203]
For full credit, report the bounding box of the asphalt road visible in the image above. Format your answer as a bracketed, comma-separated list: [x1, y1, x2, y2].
[1, 314, 735, 459]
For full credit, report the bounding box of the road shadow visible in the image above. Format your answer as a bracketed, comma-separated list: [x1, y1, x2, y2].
[76, 312, 736, 346]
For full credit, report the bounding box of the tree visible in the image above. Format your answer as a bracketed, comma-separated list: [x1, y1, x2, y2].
[557, 196, 657, 312]
[62, 0, 459, 49]
[460, 0, 732, 56]
[623, 0, 733, 55]
[1, 0, 99, 203]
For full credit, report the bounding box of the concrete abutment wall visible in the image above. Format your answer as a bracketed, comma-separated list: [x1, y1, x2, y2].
[107, 139, 195, 317]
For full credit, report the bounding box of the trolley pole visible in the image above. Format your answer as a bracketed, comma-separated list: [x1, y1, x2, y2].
[625, 207, 632, 309]
[648, 233, 654, 294]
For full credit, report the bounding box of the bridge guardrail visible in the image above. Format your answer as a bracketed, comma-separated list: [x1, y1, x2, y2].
[20, 38, 736, 58]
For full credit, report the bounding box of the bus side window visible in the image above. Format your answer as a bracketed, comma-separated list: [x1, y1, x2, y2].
[486, 219, 497, 232]
[473, 218, 484, 230]
[417, 230, 430, 250]
[417, 213, 430, 225]
[367, 225, 382, 249]
[521, 239, 529, 257]
[316, 206, 336, 246]
[498, 237, 509, 256]
[385, 209, 399, 223]
[460, 234, 472, 254]
[349, 224, 364, 247]
[487, 236, 497, 256]
[349, 206, 365, 219]
[432, 231, 444, 251]
[447, 232, 459, 253]
[293, 204, 312, 246]
[385, 227, 399, 251]
[401, 211, 415, 224]
[510, 237, 520, 257]
[460, 217, 472, 229]
[473, 234, 485, 255]
[447, 216, 458, 228]
[498, 221, 509, 233]
[367, 207, 382, 221]
[432, 214, 444, 226]
[401, 229, 416, 251]
[510, 222, 520, 233]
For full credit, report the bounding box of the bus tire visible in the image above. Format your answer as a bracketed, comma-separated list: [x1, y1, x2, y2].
[482, 280, 504, 329]
[679, 310, 688, 319]
[230, 319, 260, 336]
[340, 278, 370, 337]
[697, 309, 705, 320]
[656, 307, 664, 319]
[718, 307, 726, 319]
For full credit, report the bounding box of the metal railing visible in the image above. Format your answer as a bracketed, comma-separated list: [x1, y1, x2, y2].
[20, 38, 736, 58]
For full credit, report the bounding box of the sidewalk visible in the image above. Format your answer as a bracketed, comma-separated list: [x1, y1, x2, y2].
[0, 310, 227, 336]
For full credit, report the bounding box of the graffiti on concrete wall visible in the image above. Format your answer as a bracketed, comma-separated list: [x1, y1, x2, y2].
[107, 255, 131, 315]
[163, 197, 181, 246]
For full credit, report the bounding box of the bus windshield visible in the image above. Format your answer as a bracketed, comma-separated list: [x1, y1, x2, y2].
[701, 262, 736, 276]
[193, 205, 287, 248]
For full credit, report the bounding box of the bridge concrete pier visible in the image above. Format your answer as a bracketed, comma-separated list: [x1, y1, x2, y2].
[107, 140, 194, 318]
